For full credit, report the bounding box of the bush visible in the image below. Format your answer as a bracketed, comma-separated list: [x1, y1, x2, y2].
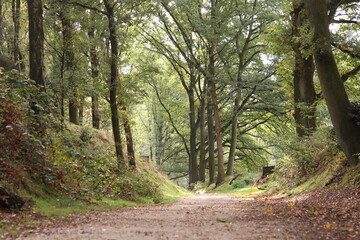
[0, 70, 58, 188]
[230, 172, 259, 189]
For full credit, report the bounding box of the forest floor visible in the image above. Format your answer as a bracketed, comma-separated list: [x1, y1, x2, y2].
[13, 187, 360, 240]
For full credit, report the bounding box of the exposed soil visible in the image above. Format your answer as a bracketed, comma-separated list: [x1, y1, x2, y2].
[18, 190, 360, 240]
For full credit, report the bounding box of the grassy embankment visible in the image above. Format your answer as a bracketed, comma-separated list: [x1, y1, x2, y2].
[0, 123, 189, 238]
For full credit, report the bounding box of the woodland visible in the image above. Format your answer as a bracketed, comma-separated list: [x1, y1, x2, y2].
[0, 0, 360, 239]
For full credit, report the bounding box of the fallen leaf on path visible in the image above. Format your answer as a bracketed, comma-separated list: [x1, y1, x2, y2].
[216, 218, 233, 223]
[325, 223, 337, 229]
[265, 206, 273, 212]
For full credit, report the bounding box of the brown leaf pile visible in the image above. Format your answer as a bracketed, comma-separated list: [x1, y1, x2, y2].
[252, 187, 360, 239]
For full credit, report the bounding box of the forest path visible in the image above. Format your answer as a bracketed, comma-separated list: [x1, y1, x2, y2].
[23, 194, 333, 240]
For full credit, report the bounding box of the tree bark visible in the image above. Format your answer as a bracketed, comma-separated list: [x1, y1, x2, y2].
[188, 87, 198, 184]
[291, 2, 316, 137]
[78, 97, 84, 126]
[0, 0, 3, 43]
[226, 97, 239, 176]
[91, 96, 100, 129]
[305, 0, 360, 166]
[27, 0, 45, 88]
[104, 0, 125, 167]
[121, 104, 136, 168]
[207, 82, 216, 185]
[198, 97, 206, 182]
[12, 0, 23, 71]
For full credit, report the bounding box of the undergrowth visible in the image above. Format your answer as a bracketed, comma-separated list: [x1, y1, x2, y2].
[264, 126, 356, 195]
[0, 70, 186, 215]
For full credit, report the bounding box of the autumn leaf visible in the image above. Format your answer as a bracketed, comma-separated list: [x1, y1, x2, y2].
[265, 206, 273, 212]
[325, 223, 337, 229]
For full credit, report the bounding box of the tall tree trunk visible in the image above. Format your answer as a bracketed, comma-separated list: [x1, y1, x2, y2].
[88, 12, 100, 129]
[12, 0, 23, 71]
[152, 103, 163, 166]
[207, 82, 216, 185]
[78, 97, 84, 126]
[226, 97, 239, 176]
[60, 0, 79, 125]
[211, 81, 225, 185]
[209, 0, 225, 185]
[104, 0, 125, 167]
[60, 56, 65, 121]
[208, 52, 225, 184]
[121, 104, 136, 168]
[292, 2, 316, 137]
[91, 96, 100, 129]
[198, 97, 206, 182]
[60, 94, 65, 120]
[188, 87, 198, 184]
[305, 0, 360, 166]
[27, 0, 45, 88]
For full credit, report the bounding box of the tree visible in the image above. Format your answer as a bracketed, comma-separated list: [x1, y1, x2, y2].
[304, 0, 360, 166]
[146, 1, 202, 185]
[103, 0, 125, 167]
[87, 10, 101, 129]
[59, 0, 79, 125]
[28, 0, 45, 88]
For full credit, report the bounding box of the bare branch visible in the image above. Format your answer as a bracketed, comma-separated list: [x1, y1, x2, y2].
[342, 65, 360, 82]
[332, 19, 359, 24]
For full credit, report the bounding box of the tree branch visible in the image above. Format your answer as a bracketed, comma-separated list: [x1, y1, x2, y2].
[342, 65, 360, 82]
[332, 42, 360, 59]
[332, 19, 359, 24]
[69, 1, 108, 15]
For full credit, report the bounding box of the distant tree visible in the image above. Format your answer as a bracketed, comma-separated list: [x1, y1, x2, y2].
[146, 1, 201, 184]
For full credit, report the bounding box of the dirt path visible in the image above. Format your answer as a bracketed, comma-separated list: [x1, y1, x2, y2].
[21, 193, 332, 240]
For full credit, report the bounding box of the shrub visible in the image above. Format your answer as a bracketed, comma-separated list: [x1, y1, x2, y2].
[230, 172, 259, 189]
